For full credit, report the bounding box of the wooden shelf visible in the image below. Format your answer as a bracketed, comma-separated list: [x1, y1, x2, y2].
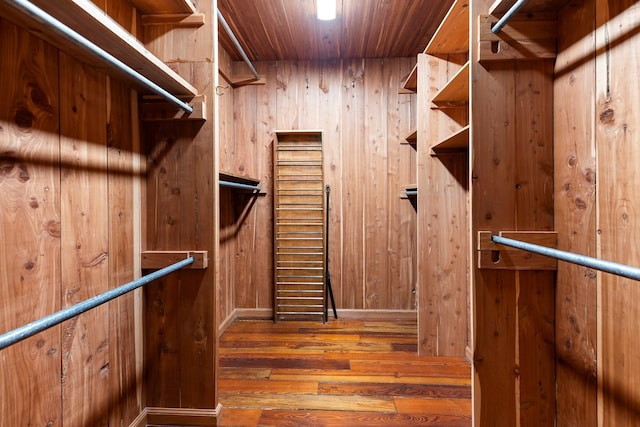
[489, 0, 569, 14]
[219, 171, 264, 194]
[1, 0, 197, 98]
[401, 64, 418, 93]
[403, 129, 417, 146]
[432, 62, 470, 108]
[431, 125, 470, 153]
[401, 185, 418, 199]
[219, 171, 260, 187]
[129, 0, 196, 15]
[425, 0, 470, 56]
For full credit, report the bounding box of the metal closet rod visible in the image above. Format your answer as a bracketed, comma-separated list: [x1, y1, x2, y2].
[219, 179, 261, 191]
[492, 235, 640, 281]
[217, 9, 260, 80]
[405, 190, 418, 197]
[5, 0, 193, 113]
[0, 257, 194, 351]
[491, 0, 529, 33]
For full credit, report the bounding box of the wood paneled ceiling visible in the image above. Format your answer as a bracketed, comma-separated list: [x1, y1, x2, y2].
[217, 0, 456, 61]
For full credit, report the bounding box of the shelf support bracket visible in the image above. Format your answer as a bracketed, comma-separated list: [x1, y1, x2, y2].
[478, 13, 557, 61]
[142, 251, 208, 269]
[477, 231, 558, 270]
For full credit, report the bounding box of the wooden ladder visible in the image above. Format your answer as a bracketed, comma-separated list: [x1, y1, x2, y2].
[273, 131, 326, 321]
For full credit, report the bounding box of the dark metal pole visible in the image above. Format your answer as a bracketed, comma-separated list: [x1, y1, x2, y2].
[325, 185, 338, 320]
[4, 0, 194, 113]
[492, 235, 640, 281]
[491, 0, 529, 33]
[0, 257, 194, 351]
[219, 180, 260, 192]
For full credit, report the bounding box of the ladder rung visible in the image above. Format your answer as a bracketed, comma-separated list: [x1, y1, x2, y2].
[277, 162, 323, 166]
[276, 208, 323, 211]
[277, 313, 324, 316]
[276, 252, 324, 256]
[276, 224, 324, 226]
[276, 189, 323, 192]
[276, 179, 323, 182]
[278, 260, 324, 264]
[277, 286, 324, 289]
[278, 231, 322, 234]
[278, 305, 324, 309]
[278, 246, 324, 255]
[276, 274, 324, 283]
[278, 203, 322, 206]
[276, 233, 322, 240]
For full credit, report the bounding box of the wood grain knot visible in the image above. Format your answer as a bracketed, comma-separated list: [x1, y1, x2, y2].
[46, 220, 61, 238]
[29, 83, 53, 113]
[599, 108, 614, 124]
[0, 153, 29, 182]
[14, 106, 35, 129]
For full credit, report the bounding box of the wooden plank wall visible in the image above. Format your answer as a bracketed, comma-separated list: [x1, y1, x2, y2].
[554, 0, 598, 425]
[218, 56, 417, 322]
[0, 18, 62, 426]
[218, 51, 237, 327]
[554, 0, 640, 425]
[417, 52, 469, 358]
[142, 0, 219, 414]
[0, 2, 143, 424]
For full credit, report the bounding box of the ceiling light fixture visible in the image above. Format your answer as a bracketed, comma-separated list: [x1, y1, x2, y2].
[317, 0, 336, 20]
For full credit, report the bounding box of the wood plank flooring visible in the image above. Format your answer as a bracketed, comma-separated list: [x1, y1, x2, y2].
[218, 319, 471, 426]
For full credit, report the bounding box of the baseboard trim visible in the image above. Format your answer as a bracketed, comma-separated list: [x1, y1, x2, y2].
[219, 310, 237, 336]
[234, 308, 273, 320]
[229, 308, 415, 322]
[143, 404, 222, 426]
[219, 308, 416, 335]
[335, 309, 417, 321]
[129, 409, 147, 427]
[219, 308, 273, 336]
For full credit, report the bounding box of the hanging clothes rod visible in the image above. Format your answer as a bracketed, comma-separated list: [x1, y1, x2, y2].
[491, 0, 529, 33]
[0, 257, 194, 351]
[219, 179, 261, 192]
[217, 9, 260, 80]
[4, 0, 193, 113]
[405, 189, 417, 197]
[492, 235, 640, 281]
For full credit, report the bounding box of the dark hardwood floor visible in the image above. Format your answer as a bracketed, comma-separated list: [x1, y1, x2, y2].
[218, 318, 471, 426]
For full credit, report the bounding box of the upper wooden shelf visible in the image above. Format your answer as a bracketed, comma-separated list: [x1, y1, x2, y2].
[431, 125, 470, 153]
[432, 62, 470, 108]
[489, 0, 569, 14]
[219, 171, 260, 187]
[425, 0, 469, 56]
[1, 0, 197, 98]
[403, 129, 417, 146]
[401, 64, 418, 93]
[129, 0, 196, 15]
[401, 184, 418, 199]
